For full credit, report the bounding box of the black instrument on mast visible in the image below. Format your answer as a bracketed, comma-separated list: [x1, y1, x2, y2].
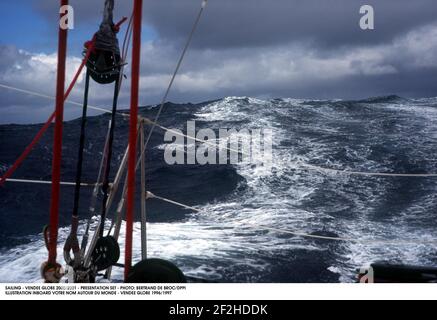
[64, 0, 124, 282]
[86, 0, 122, 84]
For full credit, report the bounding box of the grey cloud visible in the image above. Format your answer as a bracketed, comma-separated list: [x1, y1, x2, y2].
[0, 46, 29, 73]
[138, 22, 437, 100]
[1, 1, 436, 124]
[34, 0, 437, 50]
[0, 45, 130, 124]
[143, 0, 437, 50]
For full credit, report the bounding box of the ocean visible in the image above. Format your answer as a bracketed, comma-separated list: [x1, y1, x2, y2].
[1, 95, 437, 283]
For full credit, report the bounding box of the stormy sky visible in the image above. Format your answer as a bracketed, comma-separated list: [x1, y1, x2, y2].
[0, 0, 436, 123]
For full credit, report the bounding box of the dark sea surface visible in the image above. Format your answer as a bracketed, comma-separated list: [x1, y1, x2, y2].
[1, 96, 437, 282]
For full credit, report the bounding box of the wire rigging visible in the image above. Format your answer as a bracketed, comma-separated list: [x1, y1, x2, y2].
[2, 81, 437, 179]
[146, 192, 437, 246]
[142, 0, 209, 152]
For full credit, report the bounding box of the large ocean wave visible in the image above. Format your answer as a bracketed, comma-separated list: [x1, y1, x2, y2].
[1, 96, 437, 283]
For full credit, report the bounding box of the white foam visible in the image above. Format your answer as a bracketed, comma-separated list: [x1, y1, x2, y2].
[1, 97, 437, 283]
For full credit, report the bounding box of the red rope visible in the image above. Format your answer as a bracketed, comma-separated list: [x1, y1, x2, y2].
[0, 37, 96, 187]
[113, 17, 128, 33]
[125, 0, 143, 281]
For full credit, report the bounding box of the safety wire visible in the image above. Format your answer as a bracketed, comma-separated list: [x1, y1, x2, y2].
[81, 120, 111, 254]
[140, 117, 437, 178]
[141, 0, 209, 153]
[4, 179, 98, 187]
[1, 0, 437, 181]
[105, 0, 209, 242]
[146, 192, 437, 246]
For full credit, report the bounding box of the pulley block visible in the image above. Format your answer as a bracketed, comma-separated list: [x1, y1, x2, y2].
[87, 50, 121, 84]
[91, 236, 120, 271]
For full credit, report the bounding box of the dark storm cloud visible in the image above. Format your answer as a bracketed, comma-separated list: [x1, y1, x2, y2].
[138, 21, 437, 100]
[1, 0, 436, 124]
[34, 0, 437, 50]
[144, 0, 437, 50]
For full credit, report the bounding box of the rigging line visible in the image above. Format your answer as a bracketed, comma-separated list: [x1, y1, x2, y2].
[141, 0, 209, 154]
[82, 10, 133, 266]
[121, 15, 133, 62]
[4, 178, 99, 187]
[95, 11, 133, 239]
[96, 12, 134, 237]
[71, 70, 91, 220]
[5, 86, 436, 178]
[4, 63, 436, 178]
[84, 12, 134, 269]
[81, 120, 112, 255]
[95, 15, 132, 208]
[140, 123, 147, 260]
[105, 126, 148, 242]
[142, 118, 437, 177]
[90, 121, 112, 215]
[93, 11, 133, 226]
[116, 12, 134, 95]
[63, 71, 93, 267]
[106, 127, 141, 236]
[0, 83, 121, 116]
[0, 85, 268, 172]
[85, 126, 141, 273]
[0, 15, 134, 117]
[0, 39, 97, 188]
[77, 14, 133, 258]
[297, 162, 437, 178]
[147, 191, 202, 212]
[147, 192, 437, 246]
[249, 224, 437, 246]
[99, 77, 121, 238]
[104, 130, 137, 278]
[142, 117, 250, 157]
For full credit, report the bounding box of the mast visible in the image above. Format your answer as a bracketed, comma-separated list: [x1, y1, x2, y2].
[125, 0, 143, 280]
[47, 0, 69, 267]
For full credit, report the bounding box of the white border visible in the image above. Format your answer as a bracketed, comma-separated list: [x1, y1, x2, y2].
[1, 284, 437, 300]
